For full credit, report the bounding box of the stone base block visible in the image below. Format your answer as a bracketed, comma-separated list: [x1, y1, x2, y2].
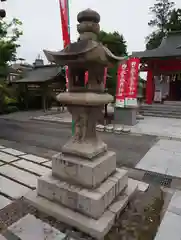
[25, 178, 138, 240]
[62, 139, 107, 159]
[52, 151, 116, 188]
[114, 107, 137, 126]
[37, 169, 128, 219]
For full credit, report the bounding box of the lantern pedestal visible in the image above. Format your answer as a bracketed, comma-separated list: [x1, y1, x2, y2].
[114, 107, 137, 126]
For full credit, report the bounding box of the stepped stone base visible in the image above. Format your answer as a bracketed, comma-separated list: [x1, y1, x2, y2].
[37, 169, 127, 219]
[52, 151, 116, 188]
[25, 178, 138, 239]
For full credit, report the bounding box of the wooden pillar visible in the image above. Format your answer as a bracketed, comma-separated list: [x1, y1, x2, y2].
[146, 69, 153, 104]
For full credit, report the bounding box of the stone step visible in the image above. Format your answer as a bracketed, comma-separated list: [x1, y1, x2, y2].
[25, 177, 138, 240]
[143, 112, 181, 119]
[142, 107, 181, 113]
[37, 168, 128, 220]
[52, 151, 116, 188]
[142, 110, 181, 116]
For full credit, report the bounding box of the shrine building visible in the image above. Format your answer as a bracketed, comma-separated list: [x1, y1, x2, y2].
[132, 30, 181, 104]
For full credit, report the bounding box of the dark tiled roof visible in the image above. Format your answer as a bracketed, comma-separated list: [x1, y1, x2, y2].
[15, 65, 62, 83]
[132, 31, 181, 59]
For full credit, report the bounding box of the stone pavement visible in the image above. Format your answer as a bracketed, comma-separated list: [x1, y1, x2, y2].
[0, 145, 51, 210]
[136, 139, 181, 178]
[32, 112, 181, 139]
[155, 190, 181, 240]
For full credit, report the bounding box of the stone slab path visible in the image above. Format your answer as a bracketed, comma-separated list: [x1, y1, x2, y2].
[0, 145, 51, 210]
[136, 139, 181, 178]
[132, 116, 181, 139]
[1, 214, 66, 240]
[155, 190, 181, 240]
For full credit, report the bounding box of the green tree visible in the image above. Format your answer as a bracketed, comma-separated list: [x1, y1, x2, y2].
[146, 0, 174, 49]
[0, 18, 22, 113]
[0, 18, 23, 78]
[98, 30, 127, 96]
[166, 8, 181, 31]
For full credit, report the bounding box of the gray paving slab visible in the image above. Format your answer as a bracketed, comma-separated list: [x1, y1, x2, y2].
[8, 214, 66, 240]
[12, 160, 51, 176]
[136, 139, 181, 178]
[0, 195, 12, 210]
[22, 154, 48, 163]
[167, 191, 181, 216]
[0, 175, 30, 199]
[0, 146, 5, 149]
[0, 161, 4, 166]
[0, 165, 37, 188]
[42, 161, 52, 168]
[1, 148, 25, 156]
[0, 152, 18, 163]
[154, 211, 181, 240]
[132, 116, 181, 139]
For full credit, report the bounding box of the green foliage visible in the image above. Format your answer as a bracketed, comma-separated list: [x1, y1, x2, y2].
[166, 8, 181, 31]
[0, 18, 23, 77]
[148, 0, 174, 32]
[98, 31, 127, 56]
[0, 83, 18, 113]
[0, 17, 22, 113]
[146, 31, 165, 50]
[98, 30, 127, 96]
[146, 0, 175, 49]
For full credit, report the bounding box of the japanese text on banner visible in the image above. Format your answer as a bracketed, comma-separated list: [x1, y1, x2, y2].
[125, 58, 140, 107]
[115, 62, 128, 108]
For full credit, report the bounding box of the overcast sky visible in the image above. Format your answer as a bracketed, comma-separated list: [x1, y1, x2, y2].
[4, 0, 181, 64]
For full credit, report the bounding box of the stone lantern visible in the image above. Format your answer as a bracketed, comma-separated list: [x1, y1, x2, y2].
[26, 9, 138, 239]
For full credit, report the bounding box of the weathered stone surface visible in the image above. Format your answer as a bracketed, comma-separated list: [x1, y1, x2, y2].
[1, 148, 25, 156]
[62, 139, 107, 160]
[8, 214, 66, 240]
[114, 107, 137, 126]
[0, 175, 30, 199]
[0, 161, 4, 166]
[109, 178, 138, 217]
[25, 190, 115, 240]
[0, 195, 11, 210]
[154, 211, 181, 240]
[0, 145, 5, 149]
[52, 151, 116, 188]
[42, 161, 52, 168]
[38, 169, 128, 219]
[128, 179, 149, 192]
[23, 154, 48, 163]
[0, 165, 37, 188]
[26, 176, 137, 239]
[12, 160, 51, 176]
[0, 152, 18, 163]
[167, 190, 181, 216]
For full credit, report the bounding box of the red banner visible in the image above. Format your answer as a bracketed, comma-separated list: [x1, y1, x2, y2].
[115, 62, 128, 107]
[59, 0, 70, 47]
[125, 58, 140, 106]
[59, 0, 70, 90]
